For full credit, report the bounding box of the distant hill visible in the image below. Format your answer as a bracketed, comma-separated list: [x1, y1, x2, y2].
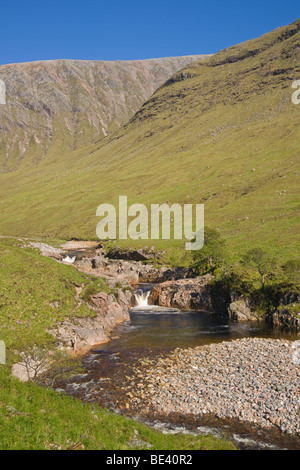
[0, 55, 208, 171]
[0, 19, 299, 262]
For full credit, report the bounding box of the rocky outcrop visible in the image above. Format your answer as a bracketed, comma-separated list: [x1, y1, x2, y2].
[30, 240, 202, 285]
[76, 250, 199, 285]
[148, 277, 263, 321]
[160, 266, 197, 281]
[50, 288, 132, 353]
[227, 298, 258, 322]
[75, 252, 191, 285]
[267, 304, 300, 329]
[107, 246, 160, 262]
[262, 292, 300, 329]
[148, 276, 215, 311]
[76, 256, 141, 285]
[32, 240, 300, 328]
[29, 241, 64, 260]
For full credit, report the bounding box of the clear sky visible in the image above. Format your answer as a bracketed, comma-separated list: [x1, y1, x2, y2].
[0, 0, 299, 65]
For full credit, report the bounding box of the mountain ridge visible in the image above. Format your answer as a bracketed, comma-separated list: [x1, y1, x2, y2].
[0, 54, 209, 171]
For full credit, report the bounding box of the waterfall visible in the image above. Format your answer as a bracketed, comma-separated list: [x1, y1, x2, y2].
[131, 286, 181, 313]
[134, 289, 151, 307]
[63, 255, 76, 264]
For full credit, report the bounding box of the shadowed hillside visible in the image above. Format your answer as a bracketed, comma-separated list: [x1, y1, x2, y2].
[0, 55, 208, 171]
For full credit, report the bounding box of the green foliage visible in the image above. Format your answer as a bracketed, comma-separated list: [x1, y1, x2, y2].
[192, 227, 229, 275]
[161, 244, 192, 268]
[80, 282, 103, 302]
[282, 259, 300, 286]
[241, 248, 277, 290]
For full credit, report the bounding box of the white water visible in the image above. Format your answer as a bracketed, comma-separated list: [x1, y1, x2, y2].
[134, 289, 150, 307]
[63, 255, 76, 264]
[132, 288, 180, 313]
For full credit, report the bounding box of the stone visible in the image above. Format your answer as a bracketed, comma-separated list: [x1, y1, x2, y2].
[123, 338, 300, 436]
[227, 299, 258, 321]
[49, 288, 131, 352]
[0, 340, 5, 364]
[148, 275, 214, 310]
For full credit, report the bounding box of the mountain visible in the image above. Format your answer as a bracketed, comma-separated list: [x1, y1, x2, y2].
[0, 19, 299, 261]
[0, 55, 208, 171]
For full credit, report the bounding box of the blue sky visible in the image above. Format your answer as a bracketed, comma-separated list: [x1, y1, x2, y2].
[0, 0, 298, 65]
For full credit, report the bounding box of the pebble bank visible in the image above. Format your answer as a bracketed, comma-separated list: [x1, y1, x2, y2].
[127, 338, 300, 435]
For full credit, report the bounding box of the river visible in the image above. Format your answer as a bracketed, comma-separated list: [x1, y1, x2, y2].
[57, 284, 300, 450]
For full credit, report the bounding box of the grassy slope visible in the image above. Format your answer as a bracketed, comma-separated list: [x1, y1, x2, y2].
[0, 20, 299, 263]
[0, 237, 113, 349]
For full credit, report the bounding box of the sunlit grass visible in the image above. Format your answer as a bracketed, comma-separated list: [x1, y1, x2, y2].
[0, 21, 299, 264]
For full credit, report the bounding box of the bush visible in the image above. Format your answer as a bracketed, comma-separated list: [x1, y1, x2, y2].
[282, 259, 300, 286]
[192, 227, 229, 275]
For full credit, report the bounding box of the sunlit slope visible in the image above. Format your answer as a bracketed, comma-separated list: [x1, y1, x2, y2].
[0, 19, 299, 261]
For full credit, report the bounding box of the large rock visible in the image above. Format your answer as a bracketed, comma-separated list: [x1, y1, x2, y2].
[267, 305, 300, 329]
[108, 247, 155, 261]
[75, 256, 140, 284]
[161, 266, 197, 281]
[138, 265, 167, 283]
[148, 275, 215, 310]
[50, 288, 132, 352]
[139, 266, 197, 283]
[227, 299, 258, 321]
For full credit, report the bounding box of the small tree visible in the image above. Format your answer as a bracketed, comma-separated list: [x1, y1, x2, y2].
[241, 248, 276, 291]
[19, 345, 51, 382]
[192, 227, 229, 275]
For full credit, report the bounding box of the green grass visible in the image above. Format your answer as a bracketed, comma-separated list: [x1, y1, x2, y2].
[0, 366, 236, 450]
[0, 237, 112, 350]
[0, 21, 299, 449]
[0, 20, 299, 264]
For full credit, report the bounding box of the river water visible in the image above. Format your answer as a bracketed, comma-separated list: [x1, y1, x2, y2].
[58, 284, 300, 450]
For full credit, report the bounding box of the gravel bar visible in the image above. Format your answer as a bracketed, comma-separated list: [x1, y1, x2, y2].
[128, 338, 300, 435]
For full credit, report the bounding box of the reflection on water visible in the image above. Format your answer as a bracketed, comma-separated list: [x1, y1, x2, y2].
[98, 308, 298, 352]
[104, 281, 298, 351]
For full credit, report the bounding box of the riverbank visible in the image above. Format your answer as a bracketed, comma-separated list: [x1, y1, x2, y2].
[2, 237, 299, 448]
[0, 238, 237, 450]
[0, 366, 237, 451]
[28, 239, 300, 331]
[121, 337, 300, 436]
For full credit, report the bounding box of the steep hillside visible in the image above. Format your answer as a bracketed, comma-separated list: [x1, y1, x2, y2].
[0, 19, 299, 261]
[0, 55, 208, 171]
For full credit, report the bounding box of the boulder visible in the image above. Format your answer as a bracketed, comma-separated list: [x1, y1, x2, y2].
[50, 289, 132, 352]
[227, 299, 258, 321]
[267, 305, 300, 329]
[107, 247, 155, 261]
[148, 275, 214, 310]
